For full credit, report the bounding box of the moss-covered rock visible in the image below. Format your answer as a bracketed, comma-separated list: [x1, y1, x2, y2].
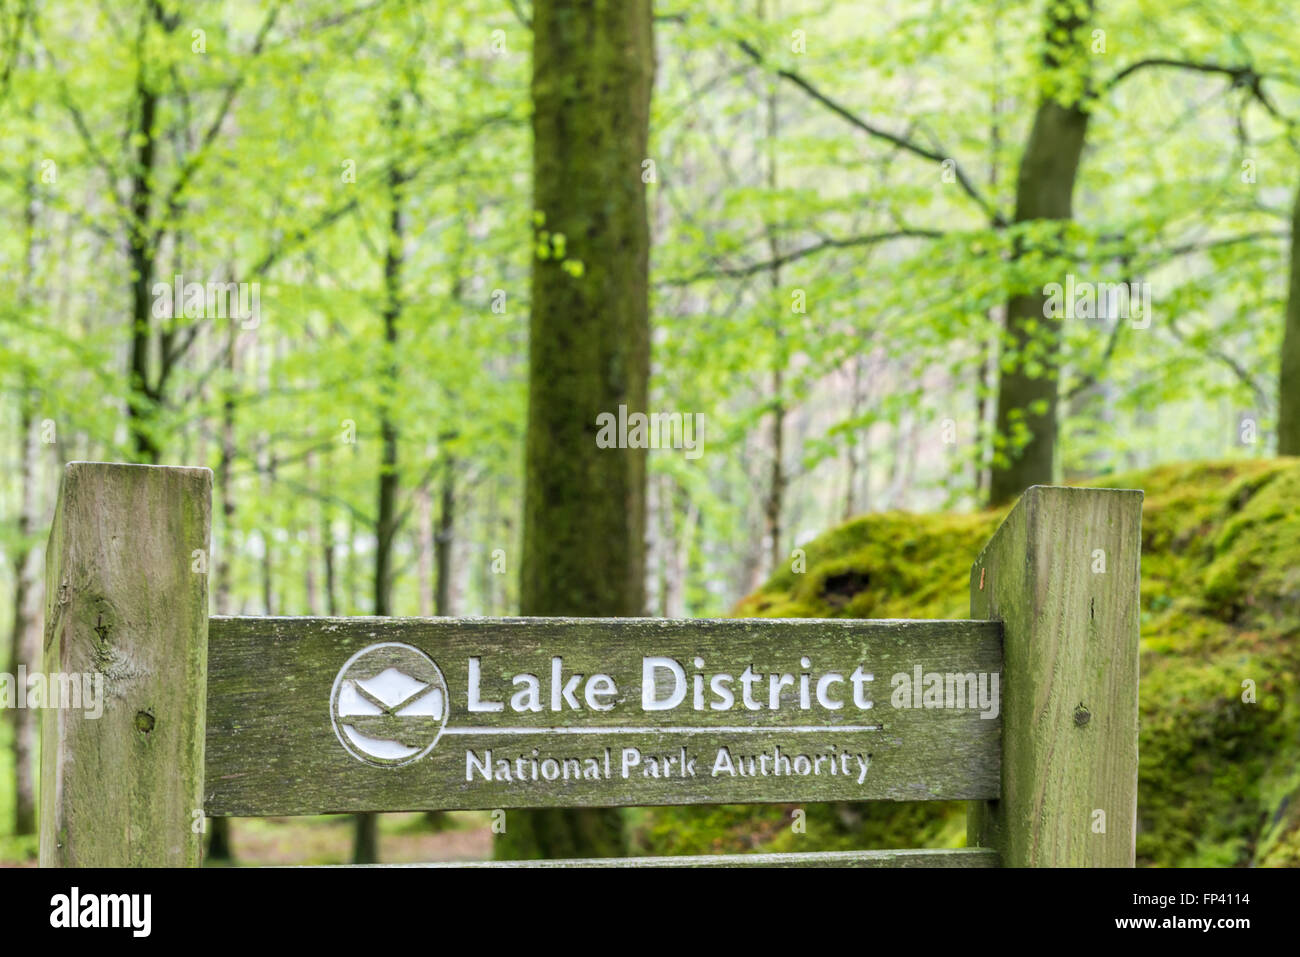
[632, 459, 1300, 867]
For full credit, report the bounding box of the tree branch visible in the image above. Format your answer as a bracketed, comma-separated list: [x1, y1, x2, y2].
[660, 228, 944, 285]
[732, 38, 1006, 227]
[1105, 58, 1259, 92]
[149, 2, 285, 251]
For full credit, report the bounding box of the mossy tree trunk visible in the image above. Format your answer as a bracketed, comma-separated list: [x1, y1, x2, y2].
[988, 0, 1093, 505]
[125, 74, 163, 465]
[1277, 181, 1300, 455]
[494, 0, 653, 860]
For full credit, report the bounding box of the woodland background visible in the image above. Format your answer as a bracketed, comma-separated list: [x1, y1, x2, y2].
[2, 0, 1299, 864]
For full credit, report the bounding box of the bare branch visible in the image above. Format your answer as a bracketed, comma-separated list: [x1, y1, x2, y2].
[660, 228, 945, 285]
[1166, 316, 1271, 409]
[149, 2, 285, 251]
[1105, 58, 1260, 92]
[732, 38, 1006, 227]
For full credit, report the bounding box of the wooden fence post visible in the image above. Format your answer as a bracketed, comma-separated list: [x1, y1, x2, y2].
[40, 462, 212, 867]
[968, 486, 1142, 866]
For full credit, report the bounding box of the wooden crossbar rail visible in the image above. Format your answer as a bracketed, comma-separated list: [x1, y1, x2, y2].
[205, 616, 1003, 816]
[347, 848, 1000, 868]
[38, 462, 1141, 868]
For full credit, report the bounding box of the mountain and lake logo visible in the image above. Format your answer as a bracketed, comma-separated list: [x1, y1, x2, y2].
[329, 643, 449, 767]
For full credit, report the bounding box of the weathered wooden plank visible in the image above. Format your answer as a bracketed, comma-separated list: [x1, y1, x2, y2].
[206, 617, 1002, 815]
[349, 847, 1000, 868]
[967, 486, 1141, 867]
[40, 462, 212, 866]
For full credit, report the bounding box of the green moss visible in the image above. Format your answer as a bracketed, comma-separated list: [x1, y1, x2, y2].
[633, 459, 1300, 866]
[630, 801, 967, 857]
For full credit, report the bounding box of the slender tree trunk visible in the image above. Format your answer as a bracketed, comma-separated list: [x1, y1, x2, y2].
[435, 453, 455, 616]
[1064, 263, 1124, 478]
[320, 432, 339, 616]
[977, 1, 1003, 504]
[1277, 181, 1300, 454]
[843, 360, 861, 519]
[653, 474, 670, 617]
[215, 317, 238, 617]
[123, 6, 188, 463]
[207, 314, 240, 862]
[126, 80, 161, 464]
[484, 477, 501, 616]
[860, 377, 873, 514]
[665, 489, 696, 618]
[764, 375, 785, 573]
[988, 0, 1093, 505]
[259, 452, 276, 615]
[322, 503, 338, 616]
[345, 511, 359, 615]
[497, 0, 653, 860]
[8, 154, 42, 836]
[885, 412, 916, 509]
[417, 475, 434, 617]
[975, 318, 994, 500]
[760, 0, 785, 576]
[304, 452, 321, 614]
[8, 391, 39, 836]
[355, 96, 407, 866]
[426, 449, 456, 831]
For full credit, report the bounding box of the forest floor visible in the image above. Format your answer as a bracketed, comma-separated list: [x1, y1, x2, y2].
[0, 811, 494, 867]
[205, 813, 493, 866]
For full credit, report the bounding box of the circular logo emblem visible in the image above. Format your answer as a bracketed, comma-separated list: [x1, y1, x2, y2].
[330, 643, 449, 767]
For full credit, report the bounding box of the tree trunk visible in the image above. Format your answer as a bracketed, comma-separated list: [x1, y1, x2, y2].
[760, 3, 785, 577]
[764, 379, 785, 574]
[345, 511, 359, 615]
[8, 392, 40, 836]
[208, 314, 239, 862]
[843, 359, 863, 519]
[322, 498, 338, 617]
[423, 450, 457, 833]
[126, 81, 162, 464]
[8, 155, 42, 837]
[484, 477, 502, 616]
[259, 447, 276, 615]
[355, 96, 407, 866]
[988, 0, 1093, 505]
[653, 474, 671, 617]
[1278, 180, 1300, 454]
[667, 492, 697, 619]
[320, 428, 339, 617]
[417, 474, 434, 617]
[304, 451, 321, 615]
[435, 453, 455, 616]
[496, 0, 653, 860]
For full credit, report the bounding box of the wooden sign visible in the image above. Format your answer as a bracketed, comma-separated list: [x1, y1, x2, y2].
[42, 465, 1141, 867]
[205, 616, 1002, 816]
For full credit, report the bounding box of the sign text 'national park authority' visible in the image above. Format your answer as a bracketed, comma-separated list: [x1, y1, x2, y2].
[205, 617, 1004, 816]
